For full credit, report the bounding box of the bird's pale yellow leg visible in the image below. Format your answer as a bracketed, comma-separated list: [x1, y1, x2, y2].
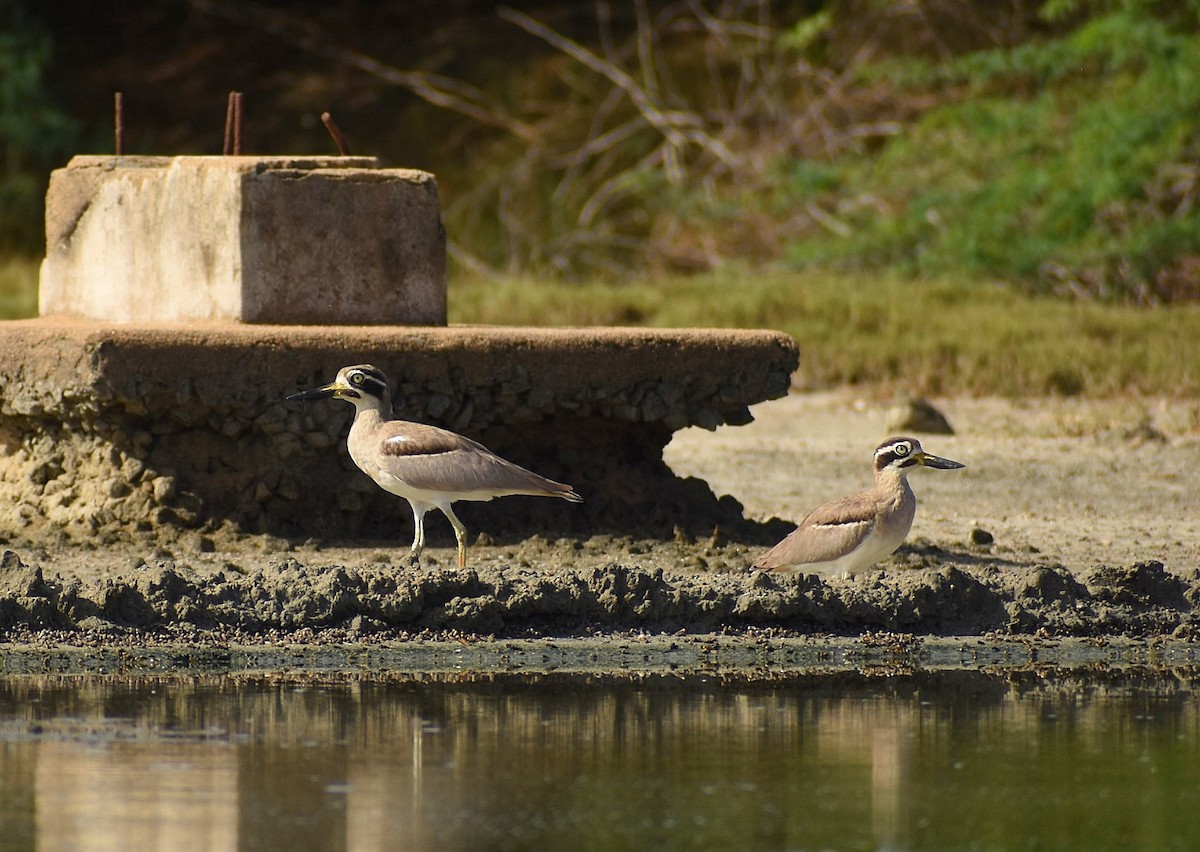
[441, 504, 468, 569]
[408, 501, 429, 567]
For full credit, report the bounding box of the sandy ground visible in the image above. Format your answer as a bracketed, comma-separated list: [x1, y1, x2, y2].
[19, 390, 1200, 579]
[667, 390, 1200, 576]
[2, 391, 1199, 660]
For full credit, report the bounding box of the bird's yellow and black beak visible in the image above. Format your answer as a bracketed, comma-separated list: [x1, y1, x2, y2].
[917, 450, 965, 470]
[286, 379, 357, 402]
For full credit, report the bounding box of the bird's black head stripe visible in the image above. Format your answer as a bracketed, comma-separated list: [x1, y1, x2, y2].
[344, 365, 390, 400]
[873, 437, 919, 472]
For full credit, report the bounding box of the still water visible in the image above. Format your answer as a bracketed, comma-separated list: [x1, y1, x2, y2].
[0, 667, 1198, 851]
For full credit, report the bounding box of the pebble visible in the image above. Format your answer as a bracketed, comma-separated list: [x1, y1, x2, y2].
[885, 398, 955, 434]
[970, 527, 995, 546]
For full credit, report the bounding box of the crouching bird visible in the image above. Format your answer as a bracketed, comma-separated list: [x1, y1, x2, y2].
[752, 436, 964, 575]
[287, 364, 582, 568]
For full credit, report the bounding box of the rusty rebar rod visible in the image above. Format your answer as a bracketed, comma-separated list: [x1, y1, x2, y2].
[232, 91, 243, 154]
[114, 92, 124, 155]
[320, 111, 350, 155]
[223, 91, 244, 154]
[223, 92, 235, 154]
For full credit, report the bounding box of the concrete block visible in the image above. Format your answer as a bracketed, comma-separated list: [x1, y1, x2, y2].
[39, 155, 447, 324]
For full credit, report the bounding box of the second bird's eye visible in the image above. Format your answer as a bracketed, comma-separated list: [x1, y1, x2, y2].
[350, 372, 364, 385]
[894, 442, 911, 456]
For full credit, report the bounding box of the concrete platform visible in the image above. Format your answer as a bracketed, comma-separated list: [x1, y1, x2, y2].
[0, 320, 798, 547]
[39, 156, 446, 324]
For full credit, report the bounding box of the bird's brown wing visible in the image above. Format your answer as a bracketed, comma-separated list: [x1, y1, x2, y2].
[378, 423, 579, 500]
[752, 491, 876, 570]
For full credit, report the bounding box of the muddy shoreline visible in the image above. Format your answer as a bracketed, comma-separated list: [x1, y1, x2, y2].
[1, 391, 1197, 673]
[1, 548, 1198, 673]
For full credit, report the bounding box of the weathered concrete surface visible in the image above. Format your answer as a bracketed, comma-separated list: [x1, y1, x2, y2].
[0, 319, 798, 547]
[39, 156, 446, 324]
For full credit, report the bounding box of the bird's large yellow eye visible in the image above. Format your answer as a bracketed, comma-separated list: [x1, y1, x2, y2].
[349, 371, 365, 386]
[894, 442, 911, 456]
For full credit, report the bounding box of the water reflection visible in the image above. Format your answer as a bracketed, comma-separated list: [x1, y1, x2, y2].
[0, 668, 1198, 850]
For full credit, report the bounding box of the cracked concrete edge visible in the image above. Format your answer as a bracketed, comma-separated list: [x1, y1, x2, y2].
[0, 320, 800, 430]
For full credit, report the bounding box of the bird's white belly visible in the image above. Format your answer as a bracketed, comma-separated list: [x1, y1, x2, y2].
[358, 462, 500, 507]
[812, 521, 909, 576]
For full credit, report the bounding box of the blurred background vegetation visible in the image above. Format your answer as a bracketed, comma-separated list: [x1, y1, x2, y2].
[4, 0, 1200, 394]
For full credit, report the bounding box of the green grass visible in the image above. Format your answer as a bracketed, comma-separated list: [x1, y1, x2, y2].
[0, 256, 38, 318]
[450, 269, 1200, 397]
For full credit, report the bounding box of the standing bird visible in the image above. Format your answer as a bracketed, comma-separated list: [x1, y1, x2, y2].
[752, 436, 964, 575]
[287, 364, 582, 568]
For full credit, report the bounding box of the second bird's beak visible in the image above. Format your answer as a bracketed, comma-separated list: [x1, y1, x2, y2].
[917, 451, 965, 470]
[286, 380, 348, 402]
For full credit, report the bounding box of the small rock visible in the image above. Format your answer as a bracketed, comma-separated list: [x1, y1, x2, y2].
[121, 456, 146, 483]
[969, 527, 994, 546]
[349, 615, 387, 635]
[77, 615, 123, 634]
[885, 398, 954, 434]
[151, 475, 176, 504]
[254, 535, 291, 554]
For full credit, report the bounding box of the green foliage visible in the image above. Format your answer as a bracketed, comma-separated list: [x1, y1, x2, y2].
[779, 10, 833, 53]
[4, 0, 1197, 309]
[0, 4, 78, 255]
[777, 0, 1200, 301]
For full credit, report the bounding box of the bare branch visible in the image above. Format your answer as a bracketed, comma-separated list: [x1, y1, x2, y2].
[551, 115, 650, 172]
[633, 0, 660, 101]
[578, 145, 667, 227]
[498, 5, 742, 173]
[499, 6, 687, 142]
[188, 0, 535, 139]
[805, 202, 852, 238]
